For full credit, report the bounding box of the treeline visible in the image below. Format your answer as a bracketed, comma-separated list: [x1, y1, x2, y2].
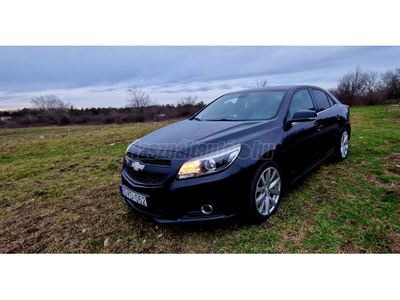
[329, 66, 400, 106]
[0, 103, 205, 128]
[1, 67, 399, 128]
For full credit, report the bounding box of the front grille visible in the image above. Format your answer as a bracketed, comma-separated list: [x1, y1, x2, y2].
[123, 164, 168, 186]
[126, 152, 170, 167]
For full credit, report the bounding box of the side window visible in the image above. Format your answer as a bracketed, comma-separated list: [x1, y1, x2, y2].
[288, 89, 315, 117]
[327, 95, 336, 106]
[311, 89, 331, 111]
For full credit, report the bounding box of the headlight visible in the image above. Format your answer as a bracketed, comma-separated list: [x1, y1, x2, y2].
[125, 139, 140, 155]
[177, 144, 241, 179]
[125, 144, 132, 155]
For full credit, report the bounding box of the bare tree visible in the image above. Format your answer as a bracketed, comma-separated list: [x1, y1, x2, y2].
[178, 95, 198, 106]
[380, 68, 400, 99]
[252, 79, 269, 88]
[126, 86, 153, 111]
[30, 95, 71, 118]
[363, 70, 379, 93]
[335, 66, 369, 106]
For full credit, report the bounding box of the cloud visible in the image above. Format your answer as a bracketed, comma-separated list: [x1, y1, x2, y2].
[90, 87, 120, 93]
[1, 46, 400, 109]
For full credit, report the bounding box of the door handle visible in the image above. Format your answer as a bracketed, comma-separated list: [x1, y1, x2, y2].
[314, 120, 323, 131]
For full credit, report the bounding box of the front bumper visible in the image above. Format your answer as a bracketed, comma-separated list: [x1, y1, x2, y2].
[120, 163, 248, 223]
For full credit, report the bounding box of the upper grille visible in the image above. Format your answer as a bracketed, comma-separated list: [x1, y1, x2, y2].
[123, 164, 168, 186]
[126, 151, 170, 167]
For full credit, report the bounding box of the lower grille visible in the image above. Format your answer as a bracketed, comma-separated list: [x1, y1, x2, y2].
[123, 164, 167, 186]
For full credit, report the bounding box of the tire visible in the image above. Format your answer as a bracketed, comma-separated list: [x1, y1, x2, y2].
[335, 127, 350, 161]
[247, 160, 283, 223]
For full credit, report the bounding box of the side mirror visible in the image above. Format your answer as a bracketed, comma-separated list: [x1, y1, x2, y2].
[291, 110, 317, 122]
[285, 110, 317, 131]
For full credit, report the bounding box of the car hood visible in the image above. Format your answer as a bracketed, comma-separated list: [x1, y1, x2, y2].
[130, 119, 271, 157]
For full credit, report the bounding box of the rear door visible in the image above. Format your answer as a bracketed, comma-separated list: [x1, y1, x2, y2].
[310, 88, 340, 156]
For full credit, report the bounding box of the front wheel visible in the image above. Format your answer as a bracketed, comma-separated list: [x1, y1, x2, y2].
[247, 161, 283, 223]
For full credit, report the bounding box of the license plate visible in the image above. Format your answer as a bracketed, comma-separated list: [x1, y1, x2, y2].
[120, 185, 148, 207]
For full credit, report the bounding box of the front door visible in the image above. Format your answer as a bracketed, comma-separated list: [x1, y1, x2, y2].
[281, 89, 321, 179]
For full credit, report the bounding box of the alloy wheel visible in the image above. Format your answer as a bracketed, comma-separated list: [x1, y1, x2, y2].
[255, 167, 281, 216]
[340, 131, 349, 158]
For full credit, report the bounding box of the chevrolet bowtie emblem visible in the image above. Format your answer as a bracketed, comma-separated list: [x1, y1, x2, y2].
[131, 161, 145, 171]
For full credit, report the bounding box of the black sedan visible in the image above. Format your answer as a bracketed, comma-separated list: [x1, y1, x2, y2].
[120, 85, 350, 223]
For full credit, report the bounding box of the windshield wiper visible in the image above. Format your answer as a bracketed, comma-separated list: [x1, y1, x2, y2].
[192, 117, 202, 121]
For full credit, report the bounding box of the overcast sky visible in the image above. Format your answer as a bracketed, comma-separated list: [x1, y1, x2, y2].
[0, 46, 399, 110]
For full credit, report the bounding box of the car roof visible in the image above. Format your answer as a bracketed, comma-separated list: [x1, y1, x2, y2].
[229, 85, 326, 94]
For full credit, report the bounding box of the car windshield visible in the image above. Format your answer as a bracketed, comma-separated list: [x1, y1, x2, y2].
[194, 90, 286, 121]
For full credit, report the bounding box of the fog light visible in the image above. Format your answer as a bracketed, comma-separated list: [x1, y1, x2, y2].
[201, 205, 213, 215]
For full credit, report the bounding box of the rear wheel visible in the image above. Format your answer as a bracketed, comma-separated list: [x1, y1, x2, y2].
[335, 128, 349, 161]
[247, 161, 283, 223]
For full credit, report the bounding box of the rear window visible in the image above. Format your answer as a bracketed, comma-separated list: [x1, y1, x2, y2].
[311, 89, 331, 111]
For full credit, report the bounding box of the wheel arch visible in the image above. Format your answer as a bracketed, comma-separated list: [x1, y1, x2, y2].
[247, 145, 288, 187]
[344, 122, 351, 138]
